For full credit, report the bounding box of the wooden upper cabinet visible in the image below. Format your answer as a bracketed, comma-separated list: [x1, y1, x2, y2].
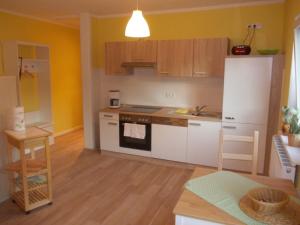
[105, 42, 129, 75]
[105, 40, 157, 75]
[105, 38, 228, 76]
[125, 40, 157, 62]
[193, 38, 229, 77]
[157, 40, 193, 77]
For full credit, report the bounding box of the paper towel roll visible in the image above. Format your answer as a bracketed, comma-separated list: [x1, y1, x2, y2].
[12, 107, 25, 131]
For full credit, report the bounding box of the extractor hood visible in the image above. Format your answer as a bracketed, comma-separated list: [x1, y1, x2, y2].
[121, 61, 156, 68]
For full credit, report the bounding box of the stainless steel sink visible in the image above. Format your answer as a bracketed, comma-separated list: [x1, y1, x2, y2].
[168, 109, 221, 118]
[190, 111, 221, 118]
[188, 105, 222, 118]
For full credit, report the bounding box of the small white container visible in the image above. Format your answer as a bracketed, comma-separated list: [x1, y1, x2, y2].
[12, 106, 26, 131]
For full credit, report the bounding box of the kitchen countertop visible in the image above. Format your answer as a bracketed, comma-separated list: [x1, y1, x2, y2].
[100, 106, 222, 122]
[173, 167, 298, 225]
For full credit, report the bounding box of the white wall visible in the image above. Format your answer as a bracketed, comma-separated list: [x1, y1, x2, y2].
[97, 68, 224, 112]
[80, 13, 97, 149]
[0, 76, 17, 203]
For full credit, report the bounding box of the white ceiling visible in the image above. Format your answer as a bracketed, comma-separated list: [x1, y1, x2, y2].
[0, 0, 282, 28]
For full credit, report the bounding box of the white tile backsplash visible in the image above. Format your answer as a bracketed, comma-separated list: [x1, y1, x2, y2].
[95, 68, 224, 112]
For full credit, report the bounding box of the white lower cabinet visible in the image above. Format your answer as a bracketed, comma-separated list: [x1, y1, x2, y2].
[187, 120, 221, 167]
[99, 113, 119, 152]
[99, 111, 226, 167]
[152, 124, 187, 162]
[176, 215, 223, 225]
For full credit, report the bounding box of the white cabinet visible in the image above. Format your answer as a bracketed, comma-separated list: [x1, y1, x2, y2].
[176, 215, 223, 225]
[221, 122, 266, 173]
[99, 112, 119, 152]
[187, 120, 221, 167]
[152, 124, 187, 162]
[222, 57, 272, 125]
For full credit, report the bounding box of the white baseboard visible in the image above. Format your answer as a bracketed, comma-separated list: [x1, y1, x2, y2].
[54, 125, 83, 137]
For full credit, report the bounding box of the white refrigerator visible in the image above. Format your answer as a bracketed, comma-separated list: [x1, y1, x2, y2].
[0, 76, 17, 203]
[222, 57, 273, 173]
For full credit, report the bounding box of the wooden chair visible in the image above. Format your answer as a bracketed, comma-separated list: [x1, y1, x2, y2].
[218, 129, 259, 175]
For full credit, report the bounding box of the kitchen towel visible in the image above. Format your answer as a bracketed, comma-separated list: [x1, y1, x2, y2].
[124, 123, 146, 139]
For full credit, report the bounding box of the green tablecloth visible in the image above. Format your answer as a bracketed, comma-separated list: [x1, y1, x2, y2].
[185, 171, 266, 225]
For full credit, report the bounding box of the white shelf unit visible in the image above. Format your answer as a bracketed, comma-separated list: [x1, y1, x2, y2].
[1, 41, 54, 144]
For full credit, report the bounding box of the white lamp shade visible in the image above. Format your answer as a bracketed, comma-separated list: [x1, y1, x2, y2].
[125, 10, 150, 38]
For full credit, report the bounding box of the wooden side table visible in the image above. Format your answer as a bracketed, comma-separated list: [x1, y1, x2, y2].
[4, 127, 53, 213]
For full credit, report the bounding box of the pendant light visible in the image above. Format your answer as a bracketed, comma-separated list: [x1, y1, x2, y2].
[125, 0, 150, 38]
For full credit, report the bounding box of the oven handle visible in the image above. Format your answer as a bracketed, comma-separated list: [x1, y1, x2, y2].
[119, 121, 151, 125]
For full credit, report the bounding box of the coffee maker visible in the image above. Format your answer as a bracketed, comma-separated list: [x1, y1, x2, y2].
[108, 90, 120, 108]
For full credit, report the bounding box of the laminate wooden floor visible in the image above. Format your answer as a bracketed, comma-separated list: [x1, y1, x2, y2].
[0, 130, 194, 225]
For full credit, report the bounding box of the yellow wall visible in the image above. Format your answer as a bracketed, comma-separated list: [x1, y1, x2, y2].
[92, 3, 284, 68]
[0, 12, 82, 133]
[282, 0, 300, 105]
[0, 2, 287, 134]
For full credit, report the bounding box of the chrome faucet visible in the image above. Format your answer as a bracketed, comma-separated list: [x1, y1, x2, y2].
[194, 105, 208, 116]
[196, 105, 208, 112]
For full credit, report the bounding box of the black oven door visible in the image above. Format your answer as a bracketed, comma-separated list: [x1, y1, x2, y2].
[119, 122, 151, 151]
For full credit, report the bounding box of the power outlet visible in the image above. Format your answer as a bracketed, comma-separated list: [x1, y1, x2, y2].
[165, 92, 176, 98]
[247, 23, 263, 29]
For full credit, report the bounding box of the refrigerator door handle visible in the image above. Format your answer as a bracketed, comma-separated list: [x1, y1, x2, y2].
[188, 123, 201, 126]
[222, 125, 237, 129]
[225, 116, 235, 120]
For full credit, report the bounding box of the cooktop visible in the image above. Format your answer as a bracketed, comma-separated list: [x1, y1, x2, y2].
[120, 105, 162, 114]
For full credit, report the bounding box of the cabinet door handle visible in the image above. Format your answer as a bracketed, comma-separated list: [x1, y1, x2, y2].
[193, 74, 209, 78]
[108, 122, 117, 126]
[159, 71, 169, 74]
[225, 116, 235, 120]
[104, 114, 113, 118]
[193, 72, 208, 77]
[189, 123, 201, 126]
[222, 126, 237, 129]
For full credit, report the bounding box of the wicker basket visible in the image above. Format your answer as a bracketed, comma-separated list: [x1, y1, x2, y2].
[247, 188, 289, 215]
